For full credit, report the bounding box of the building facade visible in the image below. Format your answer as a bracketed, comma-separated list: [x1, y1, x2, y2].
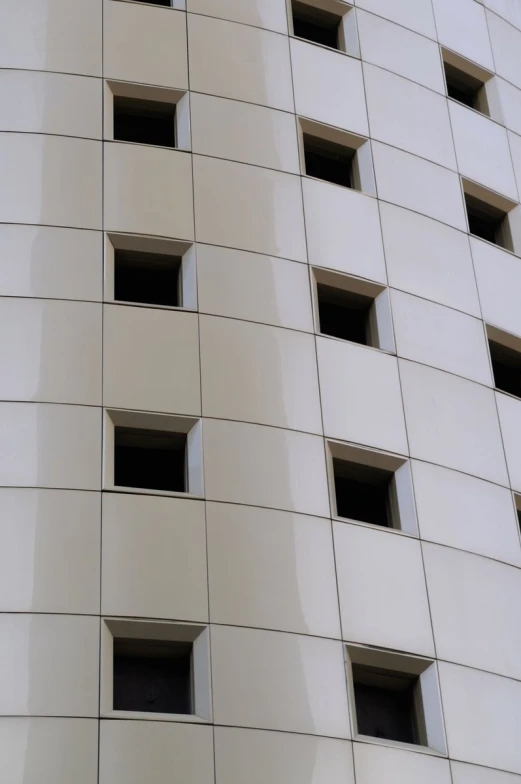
[2, 0, 521, 781]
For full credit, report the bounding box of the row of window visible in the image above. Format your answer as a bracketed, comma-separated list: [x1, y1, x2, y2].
[109, 228, 521, 403]
[105, 617, 443, 751]
[138, 0, 497, 121]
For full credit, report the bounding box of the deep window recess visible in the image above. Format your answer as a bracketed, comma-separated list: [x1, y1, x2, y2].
[139, 0, 171, 5]
[303, 133, 355, 188]
[353, 664, 420, 745]
[317, 283, 373, 345]
[465, 193, 509, 247]
[489, 340, 521, 399]
[444, 62, 487, 113]
[113, 638, 192, 715]
[114, 426, 187, 493]
[114, 96, 176, 148]
[292, 1, 342, 49]
[333, 459, 394, 528]
[114, 249, 181, 307]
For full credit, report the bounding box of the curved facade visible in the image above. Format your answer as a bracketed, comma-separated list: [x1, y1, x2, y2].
[2, 0, 521, 782]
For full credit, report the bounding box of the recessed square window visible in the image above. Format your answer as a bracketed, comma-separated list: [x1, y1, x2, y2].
[303, 133, 355, 188]
[488, 338, 521, 399]
[313, 269, 394, 351]
[444, 63, 487, 112]
[333, 458, 393, 528]
[317, 284, 373, 344]
[465, 193, 507, 246]
[292, 0, 342, 49]
[114, 638, 192, 715]
[113, 96, 176, 148]
[115, 249, 181, 307]
[102, 619, 212, 721]
[442, 48, 492, 117]
[353, 664, 420, 744]
[105, 410, 204, 497]
[300, 118, 375, 195]
[106, 235, 197, 310]
[114, 426, 186, 493]
[462, 180, 521, 253]
[346, 645, 447, 754]
[328, 442, 419, 535]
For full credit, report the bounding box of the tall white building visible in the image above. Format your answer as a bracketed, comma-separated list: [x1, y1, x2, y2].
[1, 0, 521, 781]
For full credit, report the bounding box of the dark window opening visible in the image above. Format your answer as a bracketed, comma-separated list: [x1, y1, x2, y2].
[114, 638, 192, 714]
[114, 426, 187, 493]
[139, 0, 172, 5]
[465, 193, 508, 247]
[353, 664, 421, 745]
[114, 96, 176, 148]
[333, 459, 393, 528]
[114, 249, 181, 307]
[292, 1, 342, 49]
[317, 283, 373, 344]
[489, 340, 521, 399]
[304, 134, 355, 188]
[444, 62, 487, 113]
[517, 507, 521, 531]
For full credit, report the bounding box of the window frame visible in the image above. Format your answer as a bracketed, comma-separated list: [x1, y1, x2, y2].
[101, 618, 212, 722]
[346, 643, 447, 755]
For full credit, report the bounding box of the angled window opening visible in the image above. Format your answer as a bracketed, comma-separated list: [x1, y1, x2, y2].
[303, 133, 355, 188]
[347, 645, 446, 754]
[313, 268, 394, 351]
[317, 284, 373, 345]
[514, 496, 521, 532]
[115, 249, 182, 308]
[488, 331, 521, 399]
[114, 426, 187, 493]
[462, 180, 520, 253]
[292, 0, 343, 49]
[102, 619, 212, 721]
[114, 637, 193, 715]
[333, 458, 394, 528]
[114, 96, 176, 148]
[106, 235, 196, 310]
[442, 49, 492, 117]
[444, 63, 487, 113]
[328, 443, 418, 535]
[139, 0, 172, 5]
[353, 664, 421, 744]
[300, 119, 375, 195]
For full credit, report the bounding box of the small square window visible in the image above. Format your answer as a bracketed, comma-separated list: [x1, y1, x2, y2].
[303, 133, 355, 188]
[105, 410, 204, 497]
[102, 619, 212, 721]
[106, 235, 196, 310]
[313, 269, 394, 351]
[114, 638, 192, 715]
[114, 96, 176, 148]
[462, 180, 521, 254]
[444, 63, 487, 112]
[333, 458, 393, 528]
[317, 284, 373, 345]
[292, 0, 342, 49]
[346, 645, 447, 754]
[328, 442, 418, 535]
[115, 249, 181, 307]
[489, 338, 521, 399]
[114, 427, 187, 493]
[300, 119, 375, 195]
[465, 193, 507, 246]
[442, 49, 492, 117]
[353, 664, 420, 744]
